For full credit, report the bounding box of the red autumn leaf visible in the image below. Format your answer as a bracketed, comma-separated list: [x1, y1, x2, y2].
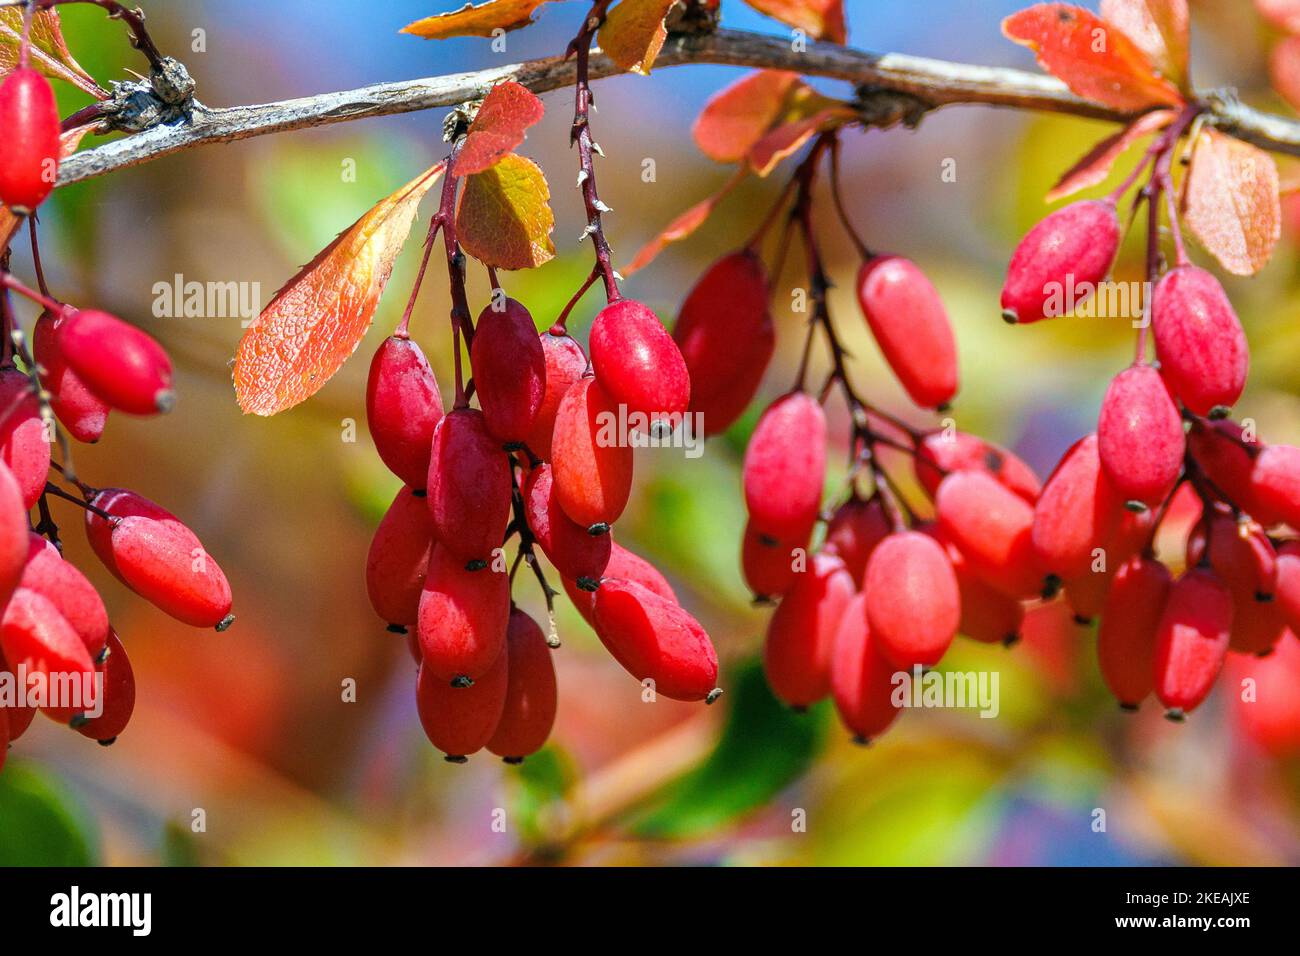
[1271, 34, 1300, 111]
[598, 0, 678, 75]
[0, 7, 103, 98]
[693, 70, 803, 163]
[1099, 0, 1190, 90]
[742, 0, 847, 44]
[1258, 0, 1300, 33]
[234, 164, 445, 416]
[455, 152, 555, 270]
[453, 81, 545, 176]
[1003, 3, 1183, 111]
[1046, 108, 1174, 201]
[1182, 129, 1281, 276]
[747, 106, 855, 177]
[625, 167, 748, 275]
[401, 0, 550, 38]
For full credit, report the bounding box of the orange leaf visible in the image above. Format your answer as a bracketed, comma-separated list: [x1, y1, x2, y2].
[1046, 108, 1174, 201]
[1099, 0, 1190, 90]
[748, 105, 855, 177]
[625, 167, 748, 275]
[1182, 129, 1281, 276]
[693, 70, 803, 163]
[742, 0, 847, 44]
[1003, 4, 1183, 111]
[453, 81, 545, 176]
[401, 0, 549, 39]
[1258, 0, 1300, 33]
[455, 152, 555, 270]
[0, 7, 103, 98]
[598, 0, 678, 75]
[0, 124, 95, 249]
[233, 164, 445, 416]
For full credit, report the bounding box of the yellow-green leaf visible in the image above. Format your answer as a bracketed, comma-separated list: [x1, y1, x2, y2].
[456, 152, 555, 270]
[0, 8, 103, 98]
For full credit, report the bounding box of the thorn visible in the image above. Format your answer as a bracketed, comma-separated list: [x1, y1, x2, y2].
[576, 169, 588, 187]
[591, 141, 605, 157]
[593, 199, 612, 213]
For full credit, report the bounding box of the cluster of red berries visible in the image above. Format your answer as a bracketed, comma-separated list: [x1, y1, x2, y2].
[0, 59, 233, 773]
[689, 118, 1300, 743]
[364, 292, 720, 764]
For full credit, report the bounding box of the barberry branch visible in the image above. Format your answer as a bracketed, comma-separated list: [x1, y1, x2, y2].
[568, 0, 620, 303]
[53, 28, 1300, 189]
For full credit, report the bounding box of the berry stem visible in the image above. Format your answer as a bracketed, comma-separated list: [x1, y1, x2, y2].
[554, 266, 599, 333]
[569, 1, 620, 303]
[828, 135, 872, 261]
[431, 142, 474, 407]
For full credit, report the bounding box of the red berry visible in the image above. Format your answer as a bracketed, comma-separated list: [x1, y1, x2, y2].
[1153, 567, 1233, 716]
[1229, 636, 1300, 757]
[550, 376, 633, 530]
[0, 648, 36, 744]
[763, 552, 854, 707]
[1097, 365, 1185, 507]
[525, 332, 587, 461]
[523, 463, 611, 586]
[33, 310, 109, 443]
[75, 629, 136, 744]
[592, 578, 718, 701]
[487, 608, 558, 761]
[740, 521, 807, 600]
[821, 496, 891, 582]
[1151, 265, 1248, 416]
[471, 298, 546, 444]
[416, 645, 508, 760]
[366, 486, 435, 632]
[0, 463, 28, 608]
[830, 592, 900, 742]
[856, 255, 958, 409]
[57, 309, 175, 415]
[366, 335, 444, 488]
[673, 251, 775, 436]
[0, 588, 94, 683]
[563, 539, 675, 626]
[1248, 444, 1300, 529]
[742, 392, 826, 543]
[1063, 567, 1111, 623]
[1001, 200, 1120, 324]
[936, 470, 1044, 599]
[84, 488, 234, 630]
[417, 544, 509, 684]
[1186, 420, 1276, 525]
[1273, 540, 1300, 635]
[20, 532, 109, 658]
[863, 531, 960, 668]
[426, 407, 512, 563]
[0, 68, 61, 213]
[1195, 511, 1277, 603]
[0, 367, 50, 509]
[1032, 434, 1122, 582]
[589, 299, 690, 429]
[914, 430, 1041, 503]
[1097, 556, 1171, 708]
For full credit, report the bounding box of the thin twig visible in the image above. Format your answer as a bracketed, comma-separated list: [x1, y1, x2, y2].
[53, 29, 1300, 190]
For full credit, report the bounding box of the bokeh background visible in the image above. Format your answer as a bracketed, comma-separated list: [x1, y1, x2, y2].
[2, 0, 1299, 866]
